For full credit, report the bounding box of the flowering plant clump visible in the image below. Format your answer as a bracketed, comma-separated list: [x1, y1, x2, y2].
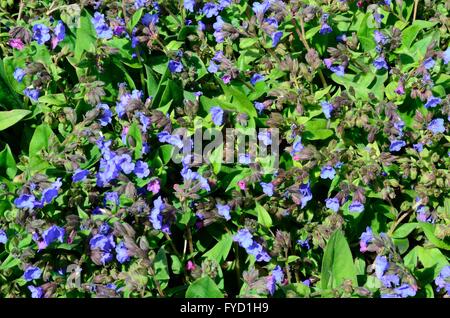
[0, 0, 449, 298]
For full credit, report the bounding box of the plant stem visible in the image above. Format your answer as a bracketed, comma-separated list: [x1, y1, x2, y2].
[412, 0, 419, 22]
[234, 242, 241, 289]
[17, 0, 24, 21]
[165, 233, 182, 259]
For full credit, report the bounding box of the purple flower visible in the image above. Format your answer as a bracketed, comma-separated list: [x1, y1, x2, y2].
[150, 197, 165, 231]
[14, 194, 37, 209]
[381, 274, 400, 288]
[115, 241, 130, 263]
[260, 182, 274, 197]
[32, 24, 50, 45]
[325, 197, 340, 212]
[272, 265, 284, 284]
[24, 266, 42, 281]
[435, 266, 450, 295]
[28, 286, 43, 298]
[389, 139, 406, 152]
[13, 68, 26, 82]
[373, 56, 388, 70]
[321, 101, 333, 119]
[168, 60, 183, 73]
[254, 102, 266, 113]
[423, 57, 435, 69]
[0, 230, 6, 244]
[51, 21, 65, 49]
[320, 165, 336, 180]
[213, 16, 225, 43]
[413, 143, 424, 153]
[222, 74, 232, 84]
[250, 73, 265, 86]
[92, 12, 113, 39]
[428, 118, 445, 135]
[42, 225, 65, 247]
[184, 0, 196, 12]
[72, 169, 89, 182]
[424, 96, 441, 108]
[349, 200, 364, 213]
[252, 1, 270, 16]
[208, 61, 219, 73]
[395, 82, 405, 95]
[216, 203, 231, 221]
[202, 2, 219, 18]
[299, 183, 312, 209]
[359, 227, 373, 252]
[297, 238, 310, 250]
[374, 255, 389, 279]
[234, 229, 253, 248]
[24, 88, 40, 101]
[266, 275, 276, 295]
[238, 153, 251, 165]
[134, 160, 150, 178]
[210, 106, 224, 126]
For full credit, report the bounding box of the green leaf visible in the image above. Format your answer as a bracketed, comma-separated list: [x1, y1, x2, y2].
[204, 233, 233, 263]
[321, 230, 357, 290]
[219, 83, 257, 117]
[127, 122, 143, 159]
[392, 223, 418, 239]
[255, 203, 272, 228]
[185, 276, 224, 298]
[128, 8, 144, 31]
[74, 10, 97, 62]
[401, 20, 437, 49]
[357, 13, 376, 51]
[0, 144, 17, 179]
[0, 110, 31, 131]
[420, 222, 450, 251]
[28, 123, 54, 173]
[154, 247, 170, 282]
[0, 254, 20, 271]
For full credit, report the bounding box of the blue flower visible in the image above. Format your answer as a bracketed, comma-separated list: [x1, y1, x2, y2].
[213, 16, 225, 43]
[252, 1, 270, 16]
[247, 241, 271, 262]
[233, 229, 253, 248]
[299, 183, 312, 208]
[381, 274, 400, 288]
[435, 265, 450, 295]
[373, 56, 388, 70]
[329, 64, 345, 76]
[320, 165, 336, 180]
[272, 265, 284, 284]
[202, 2, 219, 18]
[14, 194, 37, 209]
[142, 13, 159, 26]
[28, 286, 43, 298]
[238, 154, 251, 164]
[266, 275, 276, 295]
[443, 47, 450, 65]
[24, 88, 40, 101]
[321, 101, 333, 119]
[32, 24, 50, 45]
[210, 106, 224, 126]
[150, 197, 165, 231]
[92, 12, 113, 39]
[349, 200, 364, 213]
[271, 31, 283, 47]
[208, 61, 219, 73]
[24, 266, 42, 281]
[41, 178, 62, 204]
[89, 234, 115, 251]
[13, 68, 26, 82]
[216, 203, 231, 221]
[134, 0, 147, 9]
[115, 241, 130, 263]
[218, 0, 232, 10]
[428, 118, 445, 135]
[0, 230, 7, 244]
[359, 226, 373, 252]
[258, 131, 272, 146]
[423, 57, 435, 69]
[184, 0, 196, 12]
[42, 225, 65, 247]
[52, 21, 65, 48]
[291, 136, 304, 156]
[325, 197, 340, 212]
[168, 60, 183, 73]
[134, 160, 150, 178]
[389, 139, 406, 152]
[319, 23, 332, 35]
[97, 103, 112, 126]
[104, 191, 119, 206]
[424, 96, 441, 108]
[394, 284, 416, 298]
[373, 30, 387, 45]
[72, 169, 89, 182]
[260, 182, 274, 197]
[254, 102, 266, 113]
[250, 73, 265, 86]
[374, 255, 389, 279]
[158, 131, 184, 148]
[297, 238, 310, 250]
[413, 143, 424, 153]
